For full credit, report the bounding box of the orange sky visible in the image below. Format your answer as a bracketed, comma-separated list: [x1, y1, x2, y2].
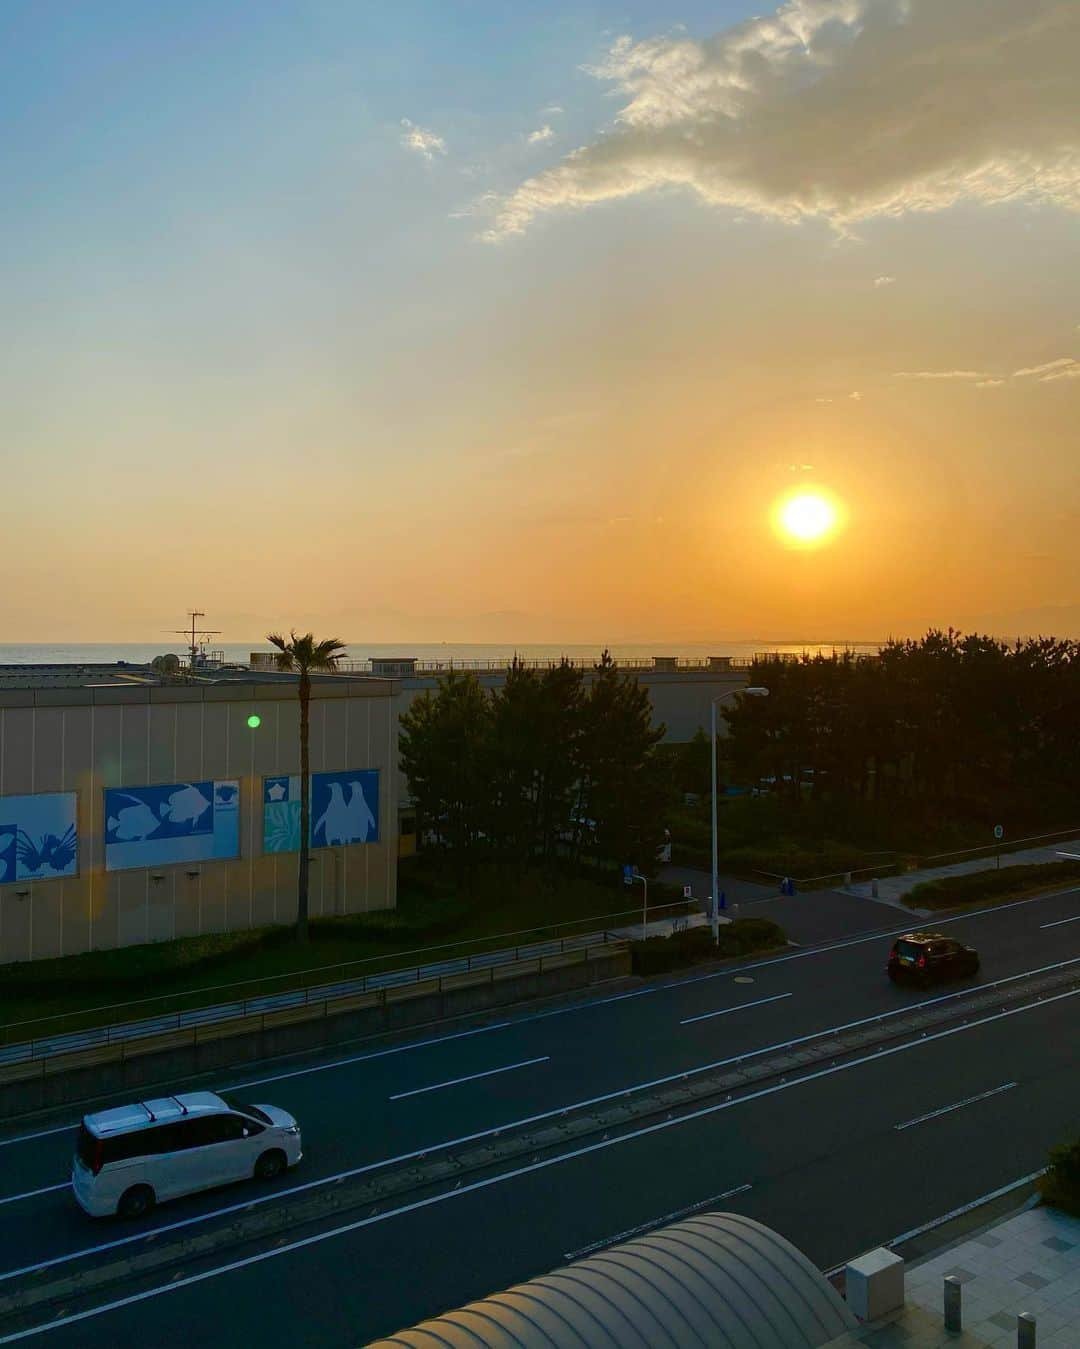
[2, 1, 1077, 644]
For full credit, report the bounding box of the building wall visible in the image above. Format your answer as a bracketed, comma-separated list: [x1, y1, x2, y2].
[0, 680, 397, 965]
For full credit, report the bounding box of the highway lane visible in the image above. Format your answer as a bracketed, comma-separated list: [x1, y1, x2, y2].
[0, 886, 1076, 1279]
[11, 978, 1078, 1347]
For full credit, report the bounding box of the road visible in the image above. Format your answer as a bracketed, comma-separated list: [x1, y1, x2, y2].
[0, 884, 1077, 1345]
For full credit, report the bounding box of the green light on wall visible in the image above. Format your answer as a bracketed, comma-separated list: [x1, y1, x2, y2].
[247, 714, 261, 729]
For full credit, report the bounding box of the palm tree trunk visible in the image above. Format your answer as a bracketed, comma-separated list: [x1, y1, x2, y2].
[297, 671, 311, 941]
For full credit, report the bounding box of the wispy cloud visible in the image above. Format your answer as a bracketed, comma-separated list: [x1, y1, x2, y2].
[849, 391, 862, 401]
[1013, 357, 1079, 380]
[976, 379, 1006, 388]
[893, 370, 988, 380]
[873, 276, 896, 288]
[527, 125, 556, 145]
[542, 105, 564, 116]
[483, 0, 1080, 240]
[400, 118, 447, 161]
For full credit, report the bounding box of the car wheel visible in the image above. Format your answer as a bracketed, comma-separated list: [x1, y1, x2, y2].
[254, 1149, 287, 1181]
[117, 1184, 155, 1220]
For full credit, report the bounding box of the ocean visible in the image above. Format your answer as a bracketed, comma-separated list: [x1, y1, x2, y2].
[0, 640, 882, 666]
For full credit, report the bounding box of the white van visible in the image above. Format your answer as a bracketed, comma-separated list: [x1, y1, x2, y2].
[72, 1091, 302, 1218]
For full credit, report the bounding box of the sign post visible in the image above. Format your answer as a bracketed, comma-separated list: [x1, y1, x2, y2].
[993, 824, 1004, 870]
[624, 865, 647, 940]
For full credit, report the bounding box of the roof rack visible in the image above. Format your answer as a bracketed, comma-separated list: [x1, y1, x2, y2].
[141, 1103, 157, 1123]
[170, 1096, 188, 1115]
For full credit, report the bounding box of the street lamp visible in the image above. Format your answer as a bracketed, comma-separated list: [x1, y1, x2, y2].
[711, 684, 769, 943]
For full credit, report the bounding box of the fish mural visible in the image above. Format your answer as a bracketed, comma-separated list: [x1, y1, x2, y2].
[108, 797, 163, 841]
[160, 785, 211, 828]
[0, 793, 79, 883]
[104, 780, 239, 872]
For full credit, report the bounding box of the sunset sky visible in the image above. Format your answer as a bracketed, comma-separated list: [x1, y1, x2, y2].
[2, 0, 1078, 644]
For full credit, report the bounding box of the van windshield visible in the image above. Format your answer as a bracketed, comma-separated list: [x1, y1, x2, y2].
[219, 1095, 271, 1126]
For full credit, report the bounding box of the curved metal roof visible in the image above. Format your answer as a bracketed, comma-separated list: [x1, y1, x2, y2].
[369, 1211, 856, 1348]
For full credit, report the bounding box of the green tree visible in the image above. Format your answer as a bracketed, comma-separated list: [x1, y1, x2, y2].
[266, 630, 347, 940]
[577, 652, 667, 874]
[399, 673, 494, 885]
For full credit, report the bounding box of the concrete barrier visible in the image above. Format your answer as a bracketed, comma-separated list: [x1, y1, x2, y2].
[0, 945, 630, 1119]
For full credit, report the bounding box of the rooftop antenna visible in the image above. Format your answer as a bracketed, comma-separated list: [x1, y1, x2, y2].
[167, 611, 221, 669]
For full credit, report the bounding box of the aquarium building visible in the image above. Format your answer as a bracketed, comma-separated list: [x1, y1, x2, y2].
[0, 677, 398, 964]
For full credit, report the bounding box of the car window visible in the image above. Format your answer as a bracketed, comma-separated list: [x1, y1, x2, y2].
[896, 940, 923, 959]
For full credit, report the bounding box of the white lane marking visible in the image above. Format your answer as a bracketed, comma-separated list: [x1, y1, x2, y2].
[4, 986, 1077, 1344]
[0, 1124, 75, 1150]
[563, 1183, 753, 1261]
[0, 1183, 68, 1208]
[681, 993, 791, 1026]
[894, 1082, 1018, 1132]
[228, 1018, 516, 1092]
[5, 948, 1080, 1282]
[1041, 914, 1080, 929]
[826, 1169, 1047, 1277]
[389, 1057, 549, 1102]
[3, 886, 1074, 1151]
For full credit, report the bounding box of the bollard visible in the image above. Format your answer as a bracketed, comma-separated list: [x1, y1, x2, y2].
[944, 1276, 962, 1331]
[871, 878, 879, 898]
[1017, 1311, 1036, 1348]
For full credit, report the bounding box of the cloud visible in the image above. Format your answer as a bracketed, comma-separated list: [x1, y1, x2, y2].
[527, 125, 556, 145]
[400, 119, 447, 160]
[893, 370, 988, 380]
[542, 105, 564, 116]
[1013, 357, 1079, 379]
[815, 397, 833, 403]
[848, 391, 862, 400]
[483, 0, 1080, 239]
[976, 378, 1006, 387]
[873, 276, 896, 287]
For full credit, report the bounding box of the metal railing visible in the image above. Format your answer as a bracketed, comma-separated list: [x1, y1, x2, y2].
[0, 901, 696, 1066]
[919, 825, 1080, 867]
[331, 657, 759, 676]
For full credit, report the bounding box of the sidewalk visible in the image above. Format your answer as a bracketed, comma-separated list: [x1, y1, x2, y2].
[845, 836, 1080, 912]
[833, 1203, 1080, 1347]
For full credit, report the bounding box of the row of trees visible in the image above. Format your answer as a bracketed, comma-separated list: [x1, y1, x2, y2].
[399, 654, 667, 880]
[723, 631, 1080, 829]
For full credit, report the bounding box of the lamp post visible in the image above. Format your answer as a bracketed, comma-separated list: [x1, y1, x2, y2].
[711, 684, 769, 943]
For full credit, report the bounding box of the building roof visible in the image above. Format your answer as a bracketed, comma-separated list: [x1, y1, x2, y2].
[369, 1211, 856, 1348]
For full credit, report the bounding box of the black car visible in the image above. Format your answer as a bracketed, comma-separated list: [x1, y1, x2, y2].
[887, 931, 980, 987]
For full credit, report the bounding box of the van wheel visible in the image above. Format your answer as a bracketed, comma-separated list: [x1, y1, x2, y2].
[255, 1149, 287, 1181]
[117, 1185, 155, 1219]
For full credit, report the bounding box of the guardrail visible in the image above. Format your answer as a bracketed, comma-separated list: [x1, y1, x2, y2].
[0, 929, 634, 1071]
[0, 900, 697, 1066]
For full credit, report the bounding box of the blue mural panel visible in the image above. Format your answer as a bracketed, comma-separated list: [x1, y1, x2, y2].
[262, 770, 379, 854]
[0, 792, 78, 883]
[104, 781, 240, 872]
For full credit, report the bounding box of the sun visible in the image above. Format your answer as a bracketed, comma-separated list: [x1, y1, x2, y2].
[773, 489, 842, 548]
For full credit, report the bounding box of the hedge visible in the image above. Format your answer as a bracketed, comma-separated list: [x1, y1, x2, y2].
[630, 918, 786, 976]
[905, 859, 1080, 910]
[1039, 1135, 1080, 1216]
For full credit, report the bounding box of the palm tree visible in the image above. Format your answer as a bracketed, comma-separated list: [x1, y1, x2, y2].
[266, 631, 348, 940]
